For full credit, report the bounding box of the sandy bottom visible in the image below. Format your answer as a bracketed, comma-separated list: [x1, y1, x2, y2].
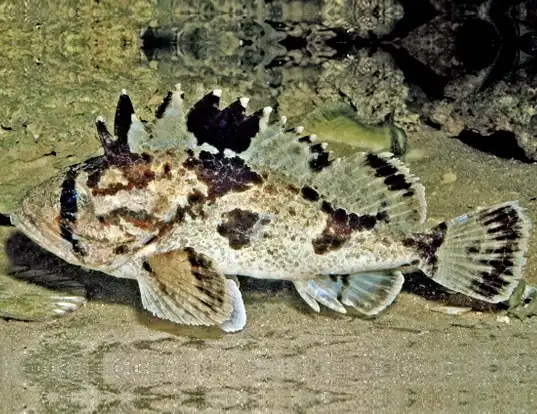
[2, 284, 537, 413]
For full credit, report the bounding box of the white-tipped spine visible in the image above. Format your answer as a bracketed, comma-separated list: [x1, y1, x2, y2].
[260, 106, 272, 131]
[130, 113, 145, 130]
[239, 97, 250, 108]
[171, 91, 183, 110]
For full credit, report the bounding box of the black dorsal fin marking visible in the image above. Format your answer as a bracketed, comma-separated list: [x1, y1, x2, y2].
[234, 108, 267, 153]
[186, 90, 221, 133]
[94, 90, 139, 162]
[114, 89, 135, 144]
[95, 116, 116, 157]
[186, 91, 267, 153]
[95, 115, 133, 162]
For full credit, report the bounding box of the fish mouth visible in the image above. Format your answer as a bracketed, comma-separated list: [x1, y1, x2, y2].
[10, 207, 81, 267]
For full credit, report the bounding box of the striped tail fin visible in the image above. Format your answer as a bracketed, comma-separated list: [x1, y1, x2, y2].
[407, 201, 531, 303]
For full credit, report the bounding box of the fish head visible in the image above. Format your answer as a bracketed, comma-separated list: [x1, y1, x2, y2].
[11, 168, 87, 267]
[11, 155, 162, 271]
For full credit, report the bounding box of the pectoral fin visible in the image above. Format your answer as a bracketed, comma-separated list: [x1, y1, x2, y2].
[137, 249, 238, 328]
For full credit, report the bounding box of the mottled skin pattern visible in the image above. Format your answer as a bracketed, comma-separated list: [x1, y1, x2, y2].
[169, 154, 416, 280]
[16, 147, 416, 281]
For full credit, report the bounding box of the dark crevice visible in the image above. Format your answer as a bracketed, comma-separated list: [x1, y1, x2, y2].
[278, 35, 308, 51]
[423, 118, 442, 130]
[0, 214, 12, 226]
[457, 129, 533, 163]
[381, 43, 449, 100]
[382, 0, 440, 41]
[455, 19, 501, 71]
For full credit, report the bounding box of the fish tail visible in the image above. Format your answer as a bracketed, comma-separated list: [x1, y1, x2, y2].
[408, 201, 531, 303]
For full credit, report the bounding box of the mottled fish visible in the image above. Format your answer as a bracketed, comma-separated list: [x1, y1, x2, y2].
[10, 84, 532, 332]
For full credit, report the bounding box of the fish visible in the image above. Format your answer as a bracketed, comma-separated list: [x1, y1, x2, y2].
[10, 83, 532, 332]
[300, 102, 408, 159]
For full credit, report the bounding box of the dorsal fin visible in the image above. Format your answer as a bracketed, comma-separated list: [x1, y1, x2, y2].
[241, 120, 332, 183]
[94, 88, 152, 162]
[127, 85, 271, 154]
[103, 87, 426, 228]
[95, 89, 134, 159]
[185, 89, 270, 153]
[309, 152, 426, 230]
[114, 89, 135, 143]
[241, 121, 426, 229]
[136, 83, 196, 151]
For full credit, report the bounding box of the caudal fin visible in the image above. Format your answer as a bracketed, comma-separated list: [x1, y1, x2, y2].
[409, 201, 531, 303]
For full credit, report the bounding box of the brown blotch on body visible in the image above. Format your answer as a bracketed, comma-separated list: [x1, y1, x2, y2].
[184, 247, 212, 270]
[103, 207, 157, 230]
[402, 222, 448, 275]
[263, 184, 278, 195]
[174, 189, 207, 222]
[286, 184, 300, 194]
[183, 151, 263, 200]
[217, 208, 260, 249]
[89, 156, 156, 196]
[156, 189, 208, 241]
[123, 163, 156, 188]
[301, 186, 320, 202]
[312, 201, 388, 254]
[141, 152, 153, 163]
[163, 162, 172, 177]
[114, 244, 128, 255]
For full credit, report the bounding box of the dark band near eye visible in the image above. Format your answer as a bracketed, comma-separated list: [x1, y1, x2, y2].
[59, 167, 86, 256]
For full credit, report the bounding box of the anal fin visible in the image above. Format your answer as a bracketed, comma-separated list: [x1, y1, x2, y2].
[294, 280, 347, 314]
[294, 271, 404, 316]
[137, 249, 239, 328]
[219, 279, 246, 332]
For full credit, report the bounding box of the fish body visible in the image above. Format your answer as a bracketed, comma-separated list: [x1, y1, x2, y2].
[11, 85, 531, 332]
[300, 102, 408, 158]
